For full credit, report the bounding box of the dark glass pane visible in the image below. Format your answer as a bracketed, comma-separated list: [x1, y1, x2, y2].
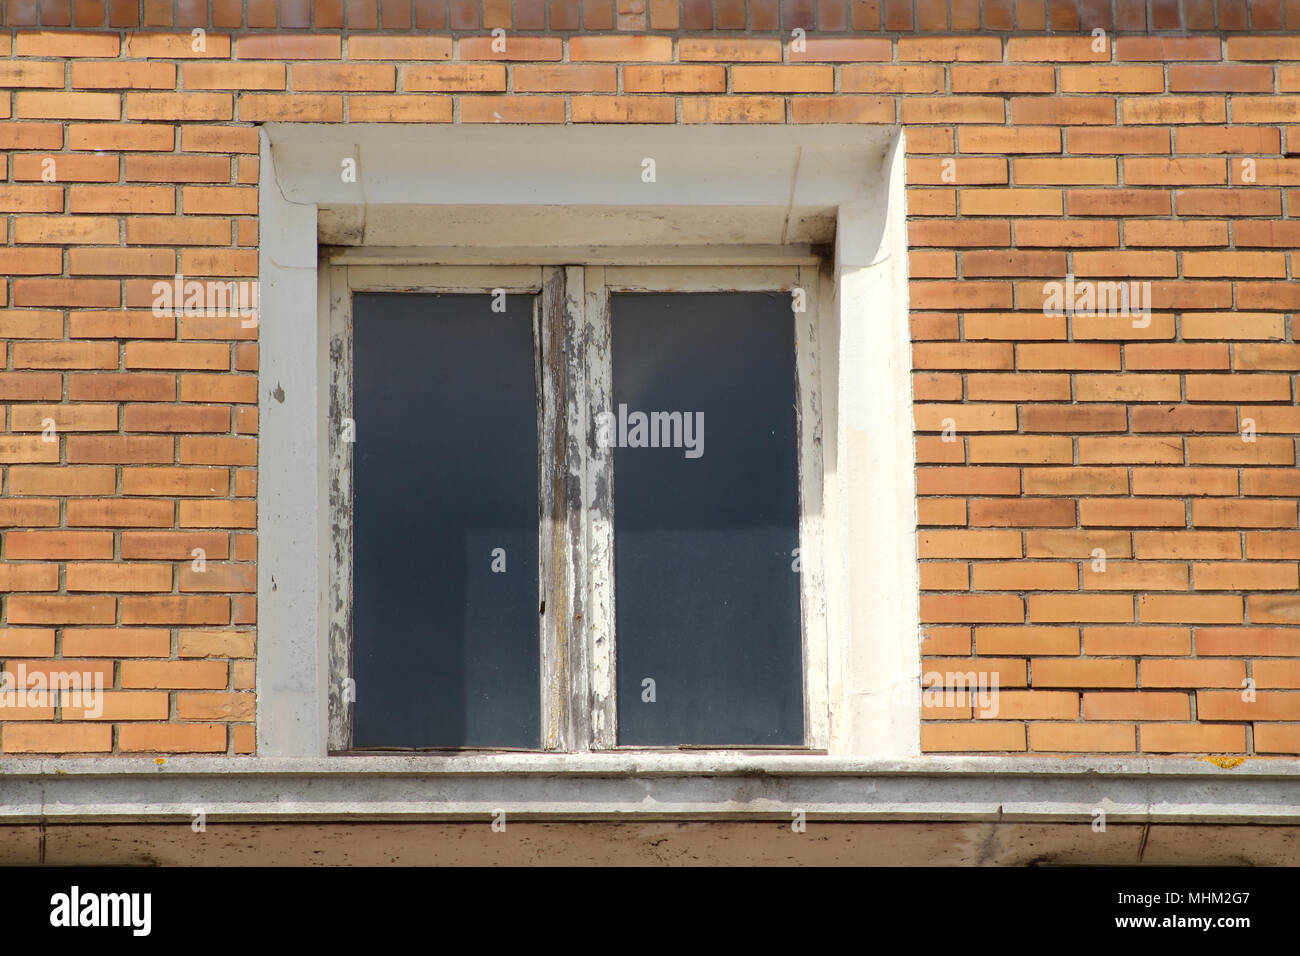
[351, 292, 539, 749]
[612, 292, 803, 746]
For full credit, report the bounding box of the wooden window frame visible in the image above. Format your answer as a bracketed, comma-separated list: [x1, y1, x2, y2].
[326, 256, 830, 755]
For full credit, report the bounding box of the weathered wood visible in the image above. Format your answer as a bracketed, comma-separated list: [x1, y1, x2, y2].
[539, 267, 573, 751]
[327, 264, 354, 752]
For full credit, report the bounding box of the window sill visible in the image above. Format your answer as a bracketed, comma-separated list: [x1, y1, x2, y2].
[2, 754, 1297, 825]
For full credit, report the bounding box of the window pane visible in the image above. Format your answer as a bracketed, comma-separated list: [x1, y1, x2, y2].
[611, 292, 803, 746]
[351, 292, 540, 749]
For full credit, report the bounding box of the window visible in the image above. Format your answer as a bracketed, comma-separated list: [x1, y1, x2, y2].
[326, 262, 829, 753]
[259, 123, 919, 761]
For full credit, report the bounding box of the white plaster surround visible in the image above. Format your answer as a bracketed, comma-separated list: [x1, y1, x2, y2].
[257, 123, 920, 761]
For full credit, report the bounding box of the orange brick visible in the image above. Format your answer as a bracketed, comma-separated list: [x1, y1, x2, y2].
[1117, 37, 1222, 61]
[118, 592, 228, 625]
[70, 185, 174, 215]
[678, 38, 782, 62]
[67, 498, 174, 528]
[1248, 594, 1300, 625]
[118, 723, 227, 753]
[1011, 97, 1116, 126]
[11, 405, 117, 433]
[7, 595, 115, 625]
[181, 125, 259, 153]
[842, 65, 944, 93]
[1029, 595, 1135, 624]
[0, 62, 67, 87]
[792, 97, 895, 124]
[459, 96, 565, 123]
[12, 154, 120, 183]
[1139, 594, 1243, 624]
[1121, 96, 1226, 125]
[67, 436, 173, 464]
[457, 37, 562, 61]
[1061, 66, 1165, 93]
[15, 91, 120, 120]
[921, 722, 1026, 751]
[1171, 64, 1274, 93]
[681, 96, 784, 124]
[620, 65, 722, 94]
[15, 217, 118, 244]
[0, 248, 62, 274]
[732, 65, 833, 93]
[402, 64, 504, 92]
[1083, 691, 1190, 720]
[899, 37, 1002, 61]
[1015, 157, 1118, 185]
[177, 692, 255, 721]
[904, 97, 1004, 124]
[789, 38, 891, 61]
[124, 155, 230, 184]
[179, 628, 256, 658]
[348, 36, 453, 60]
[71, 61, 175, 89]
[1007, 37, 1108, 61]
[1198, 690, 1300, 720]
[1084, 626, 1191, 656]
[1175, 126, 1281, 154]
[1079, 498, 1185, 527]
[62, 691, 170, 721]
[921, 593, 1025, 623]
[1081, 561, 1187, 591]
[969, 436, 1072, 464]
[968, 373, 1071, 400]
[179, 499, 256, 528]
[238, 94, 342, 122]
[0, 628, 56, 655]
[66, 563, 172, 592]
[1131, 467, 1236, 496]
[122, 466, 227, 497]
[121, 531, 228, 560]
[952, 66, 1055, 93]
[958, 127, 1061, 155]
[237, 35, 341, 59]
[5, 531, 113, 560]
[2, 723, 112, 754]
[292, 63, 395, 92]
[62, 628, 171, 657]
[127, 92, 233, 121]
[70, 123, 174, 151]
[1023, 467, 1127, 494]
[570, 96, 675, 123]
[1069, 127, 1171, 155]
[120, 31, 230, 58]
[1030, 722, 1135, 752]
[1254, 661, 1300, 689]
[570, 36, 671, 62]
[974, 625, 1079, 653]
[1141, 723, 1246, 753]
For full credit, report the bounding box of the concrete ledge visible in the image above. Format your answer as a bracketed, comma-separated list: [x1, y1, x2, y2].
[2, 755, 1297, 824]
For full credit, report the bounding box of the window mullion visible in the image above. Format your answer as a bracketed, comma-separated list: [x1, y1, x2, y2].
[539, 266, 572, 750]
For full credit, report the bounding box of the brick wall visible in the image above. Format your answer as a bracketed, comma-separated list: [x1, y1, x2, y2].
[0, 0, 1296, 757]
